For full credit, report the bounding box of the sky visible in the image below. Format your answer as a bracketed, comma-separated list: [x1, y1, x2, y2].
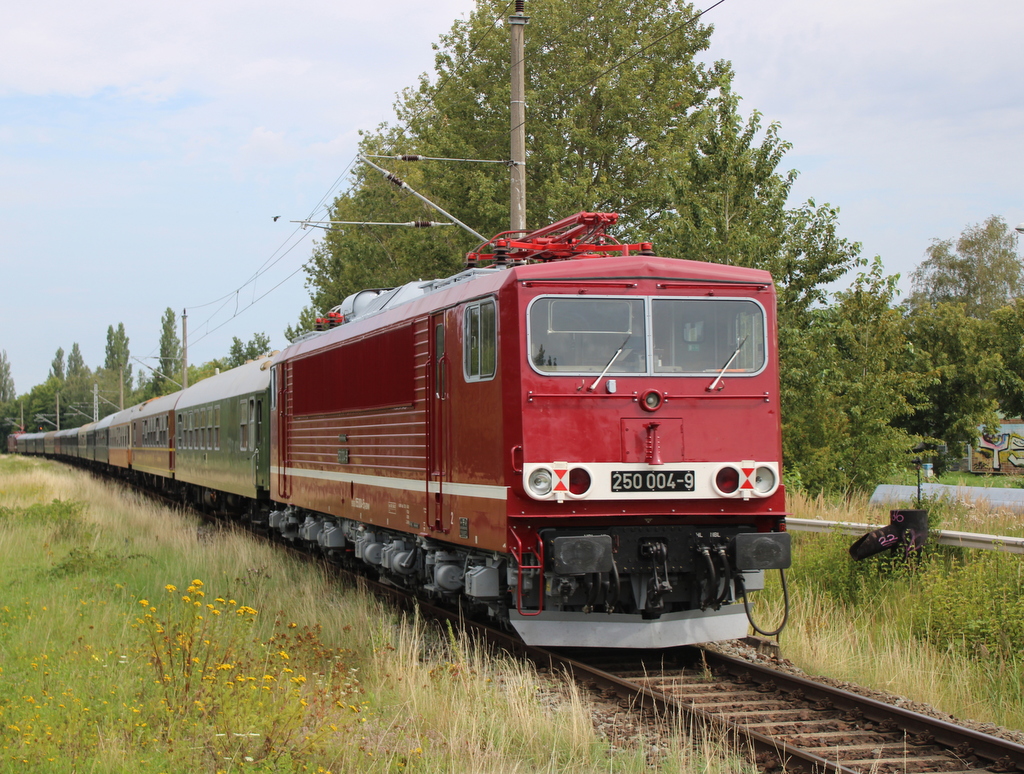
[2, 0, 1023, 400]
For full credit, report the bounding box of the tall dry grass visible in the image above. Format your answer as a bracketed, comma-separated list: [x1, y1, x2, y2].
[1, 456, 749, 772]
[764, 487, 1024, 731]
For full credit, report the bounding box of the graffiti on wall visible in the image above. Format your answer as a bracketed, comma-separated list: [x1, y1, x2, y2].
[971, 422, 1024, 474]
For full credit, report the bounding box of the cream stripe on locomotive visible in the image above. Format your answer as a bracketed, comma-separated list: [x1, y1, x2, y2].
[270, 465, 509, 501]
[521, 460, 781, 502]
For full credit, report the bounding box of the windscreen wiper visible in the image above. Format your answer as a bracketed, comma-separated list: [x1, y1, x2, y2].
[587, 334, 632, 392]
[706, 335, 748, 392]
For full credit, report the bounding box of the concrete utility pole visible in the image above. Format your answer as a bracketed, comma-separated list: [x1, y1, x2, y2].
[182, 309, 189, 389]
[510, 1, 528, 233]
[119, 367, 124, 410]
[56, 391, 60, 431]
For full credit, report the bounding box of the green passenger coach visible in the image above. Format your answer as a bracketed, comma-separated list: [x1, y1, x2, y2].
[175, 357, 273, 507]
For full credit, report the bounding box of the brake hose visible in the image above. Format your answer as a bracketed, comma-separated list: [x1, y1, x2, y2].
[715, 546, 733, 607]
[699, 546, 718, 610]
[736, 568, 790, 638]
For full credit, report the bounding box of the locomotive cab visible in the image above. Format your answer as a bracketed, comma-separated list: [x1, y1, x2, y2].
[501, 244, 791, 647]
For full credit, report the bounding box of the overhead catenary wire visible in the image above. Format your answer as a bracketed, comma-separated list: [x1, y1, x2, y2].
[295, 220, 455, 229]
[166, 155, 362, 361]
[365, 154, 516, 165]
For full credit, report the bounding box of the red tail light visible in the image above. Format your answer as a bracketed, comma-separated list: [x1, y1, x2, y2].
[715, 467, 740, 494]
[569, 468, 591, 495]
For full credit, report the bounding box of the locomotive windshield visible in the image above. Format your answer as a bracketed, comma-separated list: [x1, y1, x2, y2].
[528, 296, 766, 376]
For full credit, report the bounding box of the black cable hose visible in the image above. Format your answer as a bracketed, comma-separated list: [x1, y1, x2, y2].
[609, 558, 621, 613]
[584, 573, 600, 610]
[737, 568, 789, 638]
[699, 547, 718, 610]
[715, 546, 732, 607]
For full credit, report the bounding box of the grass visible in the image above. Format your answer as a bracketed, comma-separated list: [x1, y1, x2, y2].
[888, 467, 1024, 489]
[0, 455, 750, 773]
[764, 488, 1024, 731]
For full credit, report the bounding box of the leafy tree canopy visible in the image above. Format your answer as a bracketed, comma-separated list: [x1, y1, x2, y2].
[66, 343, 87, 380]
[227, 332, 271, 369]
[908, 215, 1023, 317]
[104, 323, 132, 392]
[0, 350, 14, 404]
[298, 0, 857, 329]
[151, 307, 183, 397]
[898, 301, 1004, 465]
[782, 258, 920, 494]
[49, 347, 65, 382]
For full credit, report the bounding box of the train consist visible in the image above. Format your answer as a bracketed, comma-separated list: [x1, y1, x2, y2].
[9, 212, 791, 648]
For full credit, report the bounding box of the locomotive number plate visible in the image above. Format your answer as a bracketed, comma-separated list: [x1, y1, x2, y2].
[611, 470, 695, 493]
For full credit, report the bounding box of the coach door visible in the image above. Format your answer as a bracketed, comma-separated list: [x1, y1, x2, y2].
[275, 364, 291, 499]
[428, 313, 450, 533]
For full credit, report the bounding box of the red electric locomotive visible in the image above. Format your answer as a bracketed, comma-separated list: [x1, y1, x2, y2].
[268, 212, 790, 648]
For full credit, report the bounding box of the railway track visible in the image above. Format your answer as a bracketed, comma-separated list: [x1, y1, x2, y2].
[336, 567, 1024, 774]
[540, 646, 1024, 774]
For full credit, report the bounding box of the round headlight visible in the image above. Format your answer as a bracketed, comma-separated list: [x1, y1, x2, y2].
[715, 466, 740, 494]
[527, 468, 553, 497]
[753, 466, 776, 493]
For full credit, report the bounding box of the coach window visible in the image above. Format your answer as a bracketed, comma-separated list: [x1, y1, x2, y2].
[239, 399, 248, 451]
[214, 405, 221, 450]
[464, 299, 497, 382]
[248, 398, 257, 451]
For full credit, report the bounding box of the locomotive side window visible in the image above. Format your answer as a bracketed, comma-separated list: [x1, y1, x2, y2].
[529, 297, 646, 374]
[463, 299, 497, 381]
[651, 299, 766, 375]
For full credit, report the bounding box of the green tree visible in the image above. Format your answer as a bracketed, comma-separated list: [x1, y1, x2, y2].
[658, 84, 859, 330]
[22, 378, 62, 431]
[284, 306, 321, 342]
[0, 350, 13, 403]
[187, 358, 230, 386]
[898, 302, 1003, 468]
[66, 343, 86, 379]
[991, 299, 1024, 420]
[226, 332, 271, 368]
[302, 0, 732, 311]
[104, 323, 132, 394]
[49, 347, 65, 382]
[62, 342, 94, 417]
[783, 258, 920, 494]
[152, 307, 182, 396]
[908, 216, 1023, 317]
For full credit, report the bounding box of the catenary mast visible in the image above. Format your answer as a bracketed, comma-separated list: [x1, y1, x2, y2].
[510, 1, 528, 233]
